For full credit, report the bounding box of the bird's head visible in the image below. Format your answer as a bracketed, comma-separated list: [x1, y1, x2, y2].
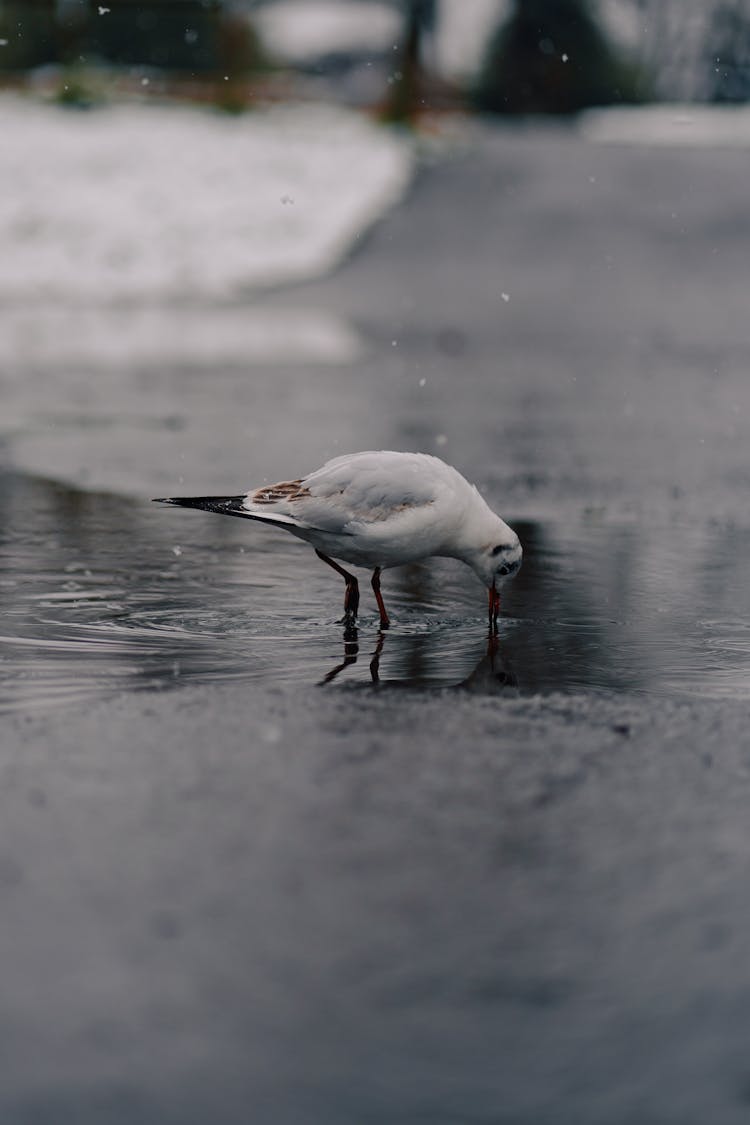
[470, 527, 522, 625]
[467, 525, 523, 592]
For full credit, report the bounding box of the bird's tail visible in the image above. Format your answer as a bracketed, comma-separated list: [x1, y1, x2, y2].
[153, 495, 248, 517]
[152, 495, 301, 529]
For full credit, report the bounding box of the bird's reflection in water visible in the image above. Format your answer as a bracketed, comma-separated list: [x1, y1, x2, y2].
[320, 625, 361, 684]
[321, 628, 518, 695]
[457, 634, 518, 695]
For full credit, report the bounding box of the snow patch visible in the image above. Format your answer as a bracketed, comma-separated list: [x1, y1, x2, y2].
[582, 104, 750, 149]
[0, 96, 413, 302]
[255, 0, 401, 63]
[435, 0, 507, 79]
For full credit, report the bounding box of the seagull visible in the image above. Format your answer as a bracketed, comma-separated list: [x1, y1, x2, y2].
[153, 450, 522, 630]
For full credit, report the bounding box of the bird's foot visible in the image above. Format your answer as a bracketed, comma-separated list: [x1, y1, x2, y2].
[342, 615, 358, 642]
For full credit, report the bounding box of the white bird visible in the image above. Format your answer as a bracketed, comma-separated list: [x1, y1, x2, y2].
[154, 450, 522, 630]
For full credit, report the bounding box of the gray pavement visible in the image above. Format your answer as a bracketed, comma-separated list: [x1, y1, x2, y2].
[6, 685, 750, 1125]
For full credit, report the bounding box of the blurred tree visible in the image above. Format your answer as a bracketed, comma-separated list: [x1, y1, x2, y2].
[58, 0, 89, 67]
[215, 7, 266, 111]
[705, 1, 750, 101]
[473, 0, 643, 115]
[0, 0, 56, 69]
[85, 0, 222, 72]
[381, 0, 436, 123]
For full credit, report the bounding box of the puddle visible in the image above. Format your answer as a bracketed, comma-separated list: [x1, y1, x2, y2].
[1, 472, 749, 713]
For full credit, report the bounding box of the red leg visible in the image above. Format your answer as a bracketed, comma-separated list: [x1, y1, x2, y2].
[316, 549, 360, 618]
[371, 568, 390, 630]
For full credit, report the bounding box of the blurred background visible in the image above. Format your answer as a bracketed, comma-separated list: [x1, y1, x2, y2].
[3, 0, 750, 109]
[1, 0, 748, 212]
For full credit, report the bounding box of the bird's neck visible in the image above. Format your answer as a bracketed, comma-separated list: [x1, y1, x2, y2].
[442, 492, 499, 563]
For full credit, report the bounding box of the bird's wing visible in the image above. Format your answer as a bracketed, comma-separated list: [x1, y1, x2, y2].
[244, 452, 448, 535]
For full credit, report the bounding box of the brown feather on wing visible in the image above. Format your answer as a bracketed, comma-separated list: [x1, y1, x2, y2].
[251, 479, 311, 505]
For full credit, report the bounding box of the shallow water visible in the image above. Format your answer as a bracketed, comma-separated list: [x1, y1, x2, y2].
[1, 471, 748, 713]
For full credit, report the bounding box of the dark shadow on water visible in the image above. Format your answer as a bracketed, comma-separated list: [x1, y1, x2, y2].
[1, 470, 749, 712]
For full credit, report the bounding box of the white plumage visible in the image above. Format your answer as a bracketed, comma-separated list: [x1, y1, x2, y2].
[155, 451, 522, 629]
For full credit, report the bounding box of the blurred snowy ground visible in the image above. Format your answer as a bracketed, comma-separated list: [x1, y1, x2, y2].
[0, 94, 413, 489]
[583, 103, 750, 147]
[0, 97, 412, 304]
